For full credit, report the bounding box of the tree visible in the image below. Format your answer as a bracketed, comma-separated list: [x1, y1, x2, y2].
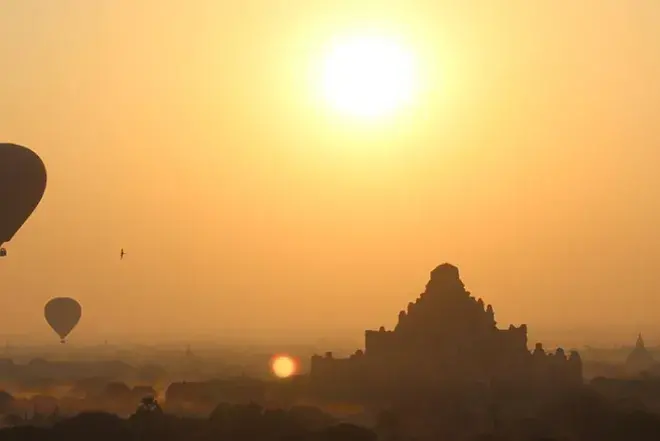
[135, 396, 163, 416]
[0, 391, 14, 414]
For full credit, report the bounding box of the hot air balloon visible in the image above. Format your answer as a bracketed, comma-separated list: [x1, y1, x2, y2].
[44, 298, 82, 344]
[0, 143, 47, 256]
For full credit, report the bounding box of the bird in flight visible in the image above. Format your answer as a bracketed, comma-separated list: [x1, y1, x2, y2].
[120, 249, 126, 260]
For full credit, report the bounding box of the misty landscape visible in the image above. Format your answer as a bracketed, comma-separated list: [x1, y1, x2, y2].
[0, 264, 659, 440]
[2, 1, 660, 440]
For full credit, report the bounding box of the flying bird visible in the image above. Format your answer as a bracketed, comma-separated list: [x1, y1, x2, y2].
[120, 249, 126, 260]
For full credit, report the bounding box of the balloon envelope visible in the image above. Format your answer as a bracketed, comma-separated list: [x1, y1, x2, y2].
[44, 298, 82, 343]
[0, 144, 47, 245]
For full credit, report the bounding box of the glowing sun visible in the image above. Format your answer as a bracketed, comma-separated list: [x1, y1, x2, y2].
[270, 355, 297, 378]
[321, 34, 417, 119]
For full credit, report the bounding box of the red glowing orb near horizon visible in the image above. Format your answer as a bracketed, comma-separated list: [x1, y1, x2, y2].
[270, 354, 298, 378]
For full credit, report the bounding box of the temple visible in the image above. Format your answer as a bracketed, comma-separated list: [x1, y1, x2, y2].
[626, 333, 655, 375]
[310, 263, 582, 400]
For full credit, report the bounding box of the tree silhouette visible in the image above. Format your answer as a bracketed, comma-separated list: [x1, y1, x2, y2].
[135, 396, 163, 415]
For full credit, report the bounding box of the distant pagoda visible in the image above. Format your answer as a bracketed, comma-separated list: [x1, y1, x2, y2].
[310, 263, 582, 400]
[626, 333, 655, 375]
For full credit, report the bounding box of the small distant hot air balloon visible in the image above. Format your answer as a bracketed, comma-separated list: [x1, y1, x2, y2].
[0, 143, 47, 255]
[44, 298, 82, 344]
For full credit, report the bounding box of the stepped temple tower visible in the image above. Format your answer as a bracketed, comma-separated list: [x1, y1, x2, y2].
[310, 263, 582, 400]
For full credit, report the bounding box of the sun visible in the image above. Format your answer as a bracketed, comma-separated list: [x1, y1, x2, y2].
[270, 355, 297, 379]
[321, 34, 417, 119]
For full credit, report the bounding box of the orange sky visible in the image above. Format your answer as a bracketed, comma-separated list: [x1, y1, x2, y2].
[0, 1, 659, 345]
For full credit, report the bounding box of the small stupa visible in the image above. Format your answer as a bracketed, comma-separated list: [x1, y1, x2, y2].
[626, 333, 655, 374]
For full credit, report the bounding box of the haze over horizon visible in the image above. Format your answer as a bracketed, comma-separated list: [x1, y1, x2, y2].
[1, 1, 659, 345]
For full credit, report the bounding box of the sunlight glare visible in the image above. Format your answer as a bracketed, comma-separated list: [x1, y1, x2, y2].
[321, 34, 418, 120]
[271, 355, 297, 378]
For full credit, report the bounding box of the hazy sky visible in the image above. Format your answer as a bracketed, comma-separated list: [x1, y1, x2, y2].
[1, 1, 659, 345]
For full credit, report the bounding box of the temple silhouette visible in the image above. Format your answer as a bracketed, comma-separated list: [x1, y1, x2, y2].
[626, 333, 655, 375]
[310, 263, 582, 401]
